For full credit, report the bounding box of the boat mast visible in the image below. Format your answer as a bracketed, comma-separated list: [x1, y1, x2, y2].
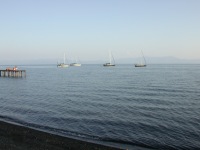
[109, 51, 111, 64]
[64, 53, 66, 64]
[141, 50, 146, 65]
[112, 52, 115, 65]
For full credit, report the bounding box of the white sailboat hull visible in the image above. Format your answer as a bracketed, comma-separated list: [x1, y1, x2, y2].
[103, 63, 115, 67]
[70, 63, 81, 67]
[135, 64, 146, 67]
[57, 64, 69, 68]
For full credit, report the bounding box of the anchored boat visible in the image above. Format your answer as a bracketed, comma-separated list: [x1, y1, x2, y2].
[103, 51, 115, 67]
[135, 50, 147, 67]
[57, 53, 69, 68]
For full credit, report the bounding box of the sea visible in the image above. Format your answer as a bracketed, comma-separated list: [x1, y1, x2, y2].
[0, 64, 200, 150]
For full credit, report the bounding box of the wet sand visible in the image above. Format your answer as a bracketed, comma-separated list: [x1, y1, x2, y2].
[0, 120, 124, 150]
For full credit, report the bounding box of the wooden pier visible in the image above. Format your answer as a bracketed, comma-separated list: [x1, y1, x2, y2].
[0, 70, 26, 77]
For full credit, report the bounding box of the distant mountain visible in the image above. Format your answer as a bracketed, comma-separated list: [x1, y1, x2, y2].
[0, 58, 57, 66]
[0, 57, 200, 65]
[116, 56, 200, 64]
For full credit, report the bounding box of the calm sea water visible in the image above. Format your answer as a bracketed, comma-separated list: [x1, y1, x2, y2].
[0, 64, 200, 150]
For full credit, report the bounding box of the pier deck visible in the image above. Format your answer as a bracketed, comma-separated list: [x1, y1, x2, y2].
[0, 70, 26, 77]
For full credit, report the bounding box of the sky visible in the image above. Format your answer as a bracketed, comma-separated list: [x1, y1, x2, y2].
[0, 0, 200, 64]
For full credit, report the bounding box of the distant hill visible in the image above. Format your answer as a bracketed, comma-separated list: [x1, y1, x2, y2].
[0, 57, 200, 65]
[115, 56, 200, 64]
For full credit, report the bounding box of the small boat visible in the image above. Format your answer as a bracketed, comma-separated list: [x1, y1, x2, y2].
[135, 64, 146, 67]
[57, 53, 69, 68]
[135, 50, 147, 67]
[70, 58, 81, 67]
[103, 63, 115, 67]
[70, 63, 81, 67]
[103, 51, 115, 67]
[57, 63, 69, 68]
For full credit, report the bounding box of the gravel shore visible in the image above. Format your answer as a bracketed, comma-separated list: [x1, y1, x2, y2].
[0, 120, 124, 150]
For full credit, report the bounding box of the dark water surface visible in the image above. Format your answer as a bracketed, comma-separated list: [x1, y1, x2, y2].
[0, 64, 200, 150]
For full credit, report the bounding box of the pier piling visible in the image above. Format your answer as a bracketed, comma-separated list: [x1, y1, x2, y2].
[0, 70, 26, 78]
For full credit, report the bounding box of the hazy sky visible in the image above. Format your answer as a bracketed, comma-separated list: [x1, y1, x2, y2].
[0, 0, 200, 63]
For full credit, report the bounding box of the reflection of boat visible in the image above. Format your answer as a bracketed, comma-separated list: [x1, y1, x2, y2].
[57, 53, 69, 68]
[103, 51, 115, 67]
[135, 50, 147, 67]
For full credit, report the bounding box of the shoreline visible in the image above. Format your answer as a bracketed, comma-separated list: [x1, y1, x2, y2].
[0, 120, 125, 150]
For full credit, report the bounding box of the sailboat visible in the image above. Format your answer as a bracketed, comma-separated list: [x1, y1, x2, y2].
[103, 51, 115, 66]
[70, 62, 81, 67]
[57, 53, 69, 68]
[135, 50, 147, 67]
[70, 57, 81, 67]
